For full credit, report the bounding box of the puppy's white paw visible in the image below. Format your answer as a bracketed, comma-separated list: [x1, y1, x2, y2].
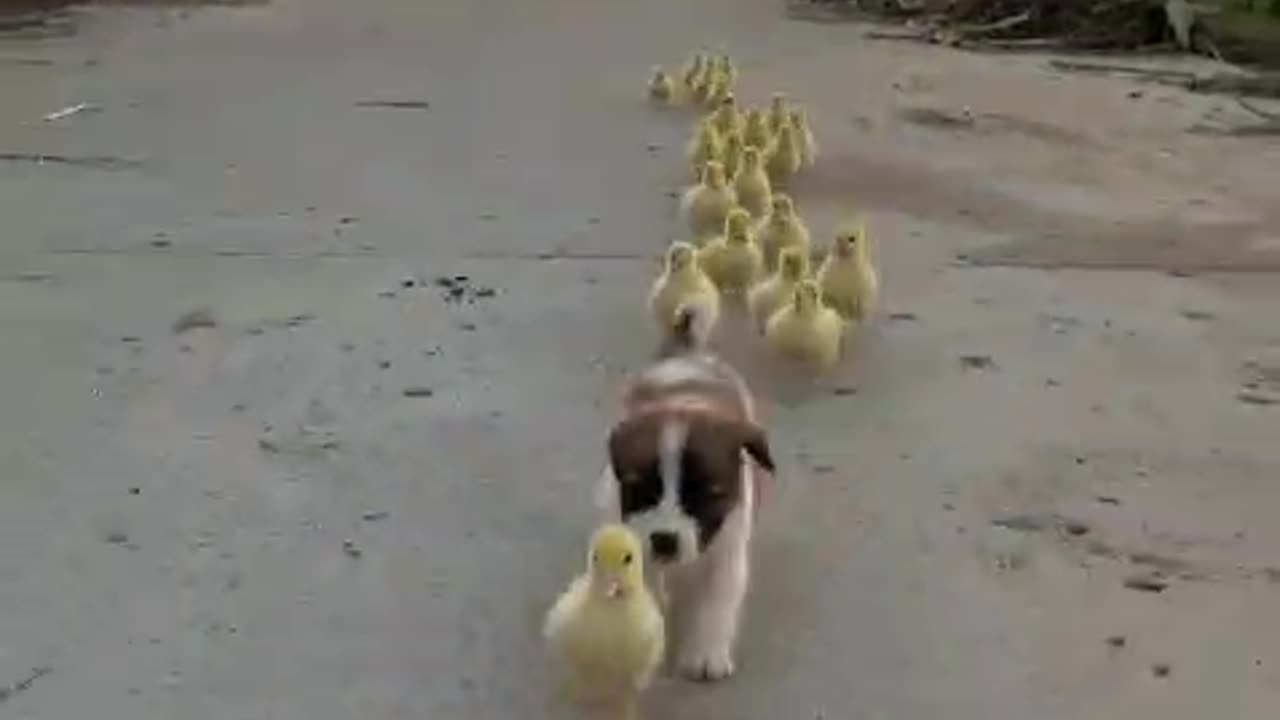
[677, 643, 735, 682]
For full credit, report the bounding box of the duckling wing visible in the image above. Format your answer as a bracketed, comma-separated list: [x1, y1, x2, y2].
[543, 575, 589, 643]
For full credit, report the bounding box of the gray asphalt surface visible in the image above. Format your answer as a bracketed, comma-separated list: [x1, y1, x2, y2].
[3, 1, 1279, 719]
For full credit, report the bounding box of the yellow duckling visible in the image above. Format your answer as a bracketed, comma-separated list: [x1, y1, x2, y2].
[766, 92, 790, 135]
[690, 62, 715, 106]
[733, 146, 772, 218]
[717, 128, 744, 181]
[648, 66, 674, 106]
[679, 52, 707, 97]
[748, 245, 810, 334]
[708, 93, 744, 138]
[544, 524, 665, 720]
[685, 119, 723, 179]
[649, 241, 720, 344]
[817, 220, 879, 323]
[755, 193, 811, 272]
[705, 75, 731, 109]
[680, 160, 737, 243]
[789, 106, 818, 167]
[715, 52, 738, 89]
[765, 279, 845, 369]
[765, 121, 803, 189]
[742, 108, 774, 151]
[697, 208, 764, 296]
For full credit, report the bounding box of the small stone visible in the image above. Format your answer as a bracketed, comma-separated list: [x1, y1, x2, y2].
[105, 531, 130, 545]
[129, 487, 141, 495]
[475, 287, 497, 298]
[831, 386, 857, 396]
[172, 308, 217, 335]
[1237, 390, 1279, 406]
[1123, 573, 1169, 593]
[1152, 663, 1171, 678]
[1061, 518, 1091, 536]
[887, 312, 917, 322]
[362, 511, 390, 522]
[478, 212, 499, 221]
[810, 464, 836, 475]
[1095, 495, 1121, 506]
[1045, 378, 1061, 387]
[1107, 635, 1127, 648]
[992, 513, 1049, 533]
[377, 290, 397, 299]
[401, 278, 416, 288]
[402, 386, 435, 398]
[458, 322, 477, 331]
[959, 354, 997, 371]
[342, 539, 363, 558]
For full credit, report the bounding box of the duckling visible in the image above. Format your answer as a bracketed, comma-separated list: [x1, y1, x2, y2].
[765, 121, 803, 188]
[680, 160, 737, 243]
[648, 66, 674, 106]
[708, 93, 744, 138]
[733, 146, 772, 218]
[690, 63, 715, 106]
[649, 241, 720, 344]
[685, 119, 723, 178]
[789, 106, 818, 167]
[544, 524, 665, 720]
[765, 280, 845, 369]
[742, 108, 774, 151]
[679, 52, 707, 97]
[697, 208, 764, 296]
[755, 193, 811, 272]
[766, 92, 791, 136]
[703, 71, 731, 109]
[718, 128, 744, 181]
[715, 52, 738, 89]
[817, 220, 879, 323]
[748, 245, 809, 334]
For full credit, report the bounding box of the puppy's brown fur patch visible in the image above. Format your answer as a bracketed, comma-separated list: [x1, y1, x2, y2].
[608, 406, 775, 497]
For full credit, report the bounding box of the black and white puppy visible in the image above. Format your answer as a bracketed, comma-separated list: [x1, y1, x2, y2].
[597, 307, 775, 681]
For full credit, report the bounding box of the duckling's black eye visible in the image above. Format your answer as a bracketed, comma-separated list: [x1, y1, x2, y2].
[622, 553, 633, 565]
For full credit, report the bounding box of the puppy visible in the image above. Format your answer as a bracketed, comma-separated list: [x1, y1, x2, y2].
[597, 304, 775, 681]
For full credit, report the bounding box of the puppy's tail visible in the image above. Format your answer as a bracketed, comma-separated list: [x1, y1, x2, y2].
[657, 298, 716, 358]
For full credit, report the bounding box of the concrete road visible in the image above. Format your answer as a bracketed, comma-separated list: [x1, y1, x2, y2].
[2, 1, 1279, 718]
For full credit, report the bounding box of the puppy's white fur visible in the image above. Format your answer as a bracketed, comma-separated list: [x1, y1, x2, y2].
[597, 355, 759, 681]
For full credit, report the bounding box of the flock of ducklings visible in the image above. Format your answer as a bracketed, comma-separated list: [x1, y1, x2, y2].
[645, 50, 880, 370]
